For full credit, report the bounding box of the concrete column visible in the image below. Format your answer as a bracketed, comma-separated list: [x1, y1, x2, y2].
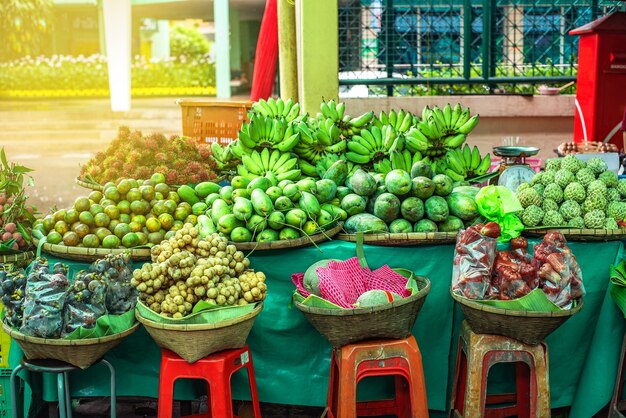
[151, 20, 170, 60]
[503, 5, 524, 68]
[214, 0, 231, 98]
[230, 9, 242, 72]
[278, 0, 298, 101]
[295, 0, 338, 114]
[97, 0, 106, 55]
[102, 0, 131, 111]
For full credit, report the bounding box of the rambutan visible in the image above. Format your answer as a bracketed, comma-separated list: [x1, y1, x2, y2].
[123, 163, 136, 174]
[189, 174, 200, 184]
[166, 170, 178, 184]
[187, 162, 202, 172]
[127, 151, 142, 164]
[112, 161, 123, 171]
[155, 153, 168, 164]
[154, 166, 168, 174]
[136, 166, 151, 179]
[118, 126, 131, 139]
[197, 171, 209, 182]
[174, 160, 187, 171]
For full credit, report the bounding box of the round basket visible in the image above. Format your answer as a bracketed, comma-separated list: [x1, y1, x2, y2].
[293, 276, 430, 347]
[523, 228, 626, 242]
[451, 290, 583, 345]
[34, 238, 151, 262]
[2, 321, 140, 369]
[230, 223, 343, 251]
[336, 232, 457, 246]
[0, 251, 35, 267]
[135, 302, 263, 363]
[75, 177, 104, 191]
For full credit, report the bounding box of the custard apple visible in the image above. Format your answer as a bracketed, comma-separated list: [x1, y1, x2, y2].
[599, 170, 618, 188]
[617, 179, 626, 198]
[543, 210, 565, 226]
[606, 217, 619, 230]
[559, 199, 581, 221]
[587, 157, 608, 175]
[530, 172, 544, 186]
[555, 169, 575, 189]
[587, 180, 608, 197]
[568, 216, 586, 228]
[563, 183, 586, 204]
[543, 183, 563, 203]
[541, 171, 556, 186]
[542, 198, 559, 212]
[607, 201, 626, 222]
[521, 205, 544, 227]
[561, 155, 582, 174]
[582, 191, 608, 213]
[575, 168, 595, 188]
[545, 159, 561, 172]
[608, 188, 621, 202]
[517, 188, 542, 208]
[532, 184, 545, 196]
[516, 183, 531, 194]
[584, 209, 606, 229]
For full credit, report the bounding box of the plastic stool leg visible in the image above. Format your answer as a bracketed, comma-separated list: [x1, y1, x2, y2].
[10, 365, 24, 418]
[57, 373, 67, 418]
[157, 367, 175, 418]
[100, 359, 116, 418]
[244, 355, 262, 418]
[64, 371, 72, 418]
[336, 357, 357, 418]
[208, 379, 234, 418]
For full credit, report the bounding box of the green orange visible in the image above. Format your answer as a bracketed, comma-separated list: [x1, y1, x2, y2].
[157, 213, 174, 230]
[114, 223, 131, 239]
[79, 211, 94, 226]
[74, 197, 91, 212]
[146, 218, 161, 233]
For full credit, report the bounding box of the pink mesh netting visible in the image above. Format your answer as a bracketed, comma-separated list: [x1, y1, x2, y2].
[293, 257, 411, 308]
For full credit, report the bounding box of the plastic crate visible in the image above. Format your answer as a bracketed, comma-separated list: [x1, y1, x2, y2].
[178, 99, 252, 145]
[0, 368, 12, 417]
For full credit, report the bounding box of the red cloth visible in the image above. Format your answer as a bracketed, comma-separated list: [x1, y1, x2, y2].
[622, 107, 626, 131]
[250, 0, 278, 101]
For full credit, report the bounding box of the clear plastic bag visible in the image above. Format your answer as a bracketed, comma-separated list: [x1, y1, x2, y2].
[488, 237, 537, 300]
[0, 266, 27, 328]
[532, 232, 585, 309]
[20, 262, 69, 338]
[452, 224, 499, 300]
[62, 270, 107, 336]
[91, 253, 137, 314]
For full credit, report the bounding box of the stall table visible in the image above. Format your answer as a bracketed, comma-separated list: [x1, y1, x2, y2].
[9, 239, 625, 417]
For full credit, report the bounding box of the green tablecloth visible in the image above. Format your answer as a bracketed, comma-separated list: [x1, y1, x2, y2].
[8, 239, 625, 416]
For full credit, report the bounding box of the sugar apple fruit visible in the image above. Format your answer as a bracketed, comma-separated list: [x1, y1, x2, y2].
[587, 157, 608, 175]
[563, 183, 586, 204]
[587, 180, 608, 198]
[568, 216, 585, 228]
[561, 155, 582, 174]
[543, 183, 563, 203]
[541, 171, 556, 186]
[516, 183, 531, 194]
[542, 198, 559, 213]
[545, 159, 561, 172]
[543, 210, 565, 226]
[521, 205, 544, 227]
[617, 179, 626, 198]
[584, 209, 606, 229]
[606, 217, 619, 230]
[530, 172, 544, 186]
[555, 169, 575, 189]
[599, 170, 618, 188]
[575, 167, 595, 188]
[582, 191, 608, 213]
[608, 188, 621, 202]
[517, 187, 542, 208]
[607, 201, 626, 222]
[559, 199, 581, 221]
[532, 183, 545, 196]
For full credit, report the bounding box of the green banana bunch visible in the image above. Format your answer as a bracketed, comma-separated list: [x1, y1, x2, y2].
[293, 120, 347, 164]
[237, 148, 302, 181]
[250, 97, 302, 122]
[442, 144, 491, 181]
[209, 142, 238, 172]
[318, 99, 375, 137]
[374, 150, 423, 174]
[238, 114, 301, 152]
[374, 109, 418, 134]
[346, 125, 404, 166]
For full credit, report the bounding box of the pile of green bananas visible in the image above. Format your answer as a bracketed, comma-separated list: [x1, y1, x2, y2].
[210, 142, 237, 172]
[250, 97, 302, 122]
[441, 144, 491, 181]
[405, 104, 479, 157]
[346, 125, 404, 165]
[317, 99, 375, 137]
[237, 114, 300, 153]
[237, 148, 301, 182]
[373, 109, 418, 134]
[374, 150, 424, 174]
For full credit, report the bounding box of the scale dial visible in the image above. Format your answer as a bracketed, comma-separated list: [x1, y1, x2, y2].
[498, 165, 536, 192]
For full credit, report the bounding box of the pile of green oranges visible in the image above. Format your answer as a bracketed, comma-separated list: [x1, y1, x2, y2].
[34, 174, 199, 249]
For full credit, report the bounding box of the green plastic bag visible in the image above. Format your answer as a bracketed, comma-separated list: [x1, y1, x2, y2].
[475, 185, 524, 242]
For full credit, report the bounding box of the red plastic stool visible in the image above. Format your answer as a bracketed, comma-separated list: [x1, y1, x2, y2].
[326, 336, 429, 418]
[449, 321, 550, 418]
[157, 346, 262, 418]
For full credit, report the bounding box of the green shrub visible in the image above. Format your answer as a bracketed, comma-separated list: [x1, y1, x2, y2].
[169, 26, 211, 58]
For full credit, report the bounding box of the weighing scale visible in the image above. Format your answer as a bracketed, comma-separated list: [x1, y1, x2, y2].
[491, 146, 540, 191]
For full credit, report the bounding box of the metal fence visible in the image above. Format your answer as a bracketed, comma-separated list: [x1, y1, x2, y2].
[338, 0, 625, 96]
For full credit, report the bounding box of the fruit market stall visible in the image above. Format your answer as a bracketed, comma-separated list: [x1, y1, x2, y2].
[3, 98, 626, 417]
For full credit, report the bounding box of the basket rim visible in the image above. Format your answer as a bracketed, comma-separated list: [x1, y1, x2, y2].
[2, 320, 140, 346]
[293, 275, 431, 316]
[135, 301, 263, 330]
[0, 250, 35, 262]
[336, 232, 457, 242]
[33, 237, 151, 259]
[450, 289, 584, 318]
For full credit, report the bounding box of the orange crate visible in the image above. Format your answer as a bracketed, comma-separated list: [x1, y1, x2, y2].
[178, 100, 253, 145]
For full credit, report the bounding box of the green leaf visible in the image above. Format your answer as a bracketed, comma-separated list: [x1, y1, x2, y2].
[27, 177, 34, 187]
[473, 288, 563, 312]
[611, 283, 626, 318]
[13, 165, 33, 174]
[467, 171, 500, 184]
[0, 148, 7, 170]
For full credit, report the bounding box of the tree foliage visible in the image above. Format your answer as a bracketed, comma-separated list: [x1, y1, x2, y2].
[0, 0, 53, 62]
[169, 25, 211, 58]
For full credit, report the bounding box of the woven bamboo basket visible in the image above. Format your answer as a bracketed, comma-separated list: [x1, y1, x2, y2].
[0, 251, 35, 267]
[34, 238, 151, 262]
[523, 228, 626, 242]
[293, 275, 430, 347]
[451, 291, 583, 345]
[2, 321, 139, 369]
[136, 302, 263, 363]
[336, 232, 457, 246]
[231, 223, 343, 251]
